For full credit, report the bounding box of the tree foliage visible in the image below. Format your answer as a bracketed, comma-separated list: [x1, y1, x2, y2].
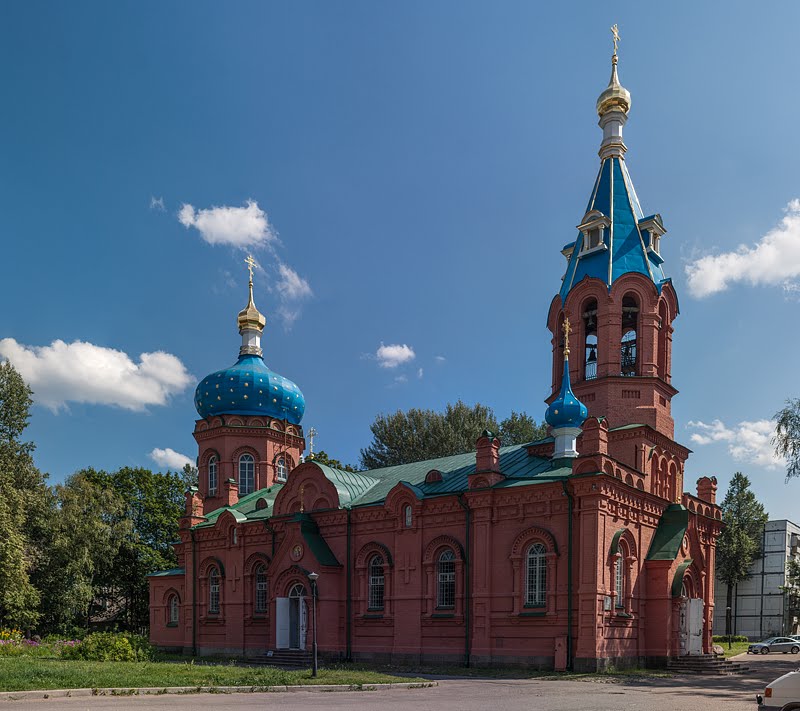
[359, 401, 547, 470]
[716, 472, 768, 634]
[311, 451, 356, 472]
[775, 398, 800, 480]
[783, 557, 800, 619]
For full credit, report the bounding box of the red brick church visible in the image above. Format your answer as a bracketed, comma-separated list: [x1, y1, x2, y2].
[149, 45, 723, 671]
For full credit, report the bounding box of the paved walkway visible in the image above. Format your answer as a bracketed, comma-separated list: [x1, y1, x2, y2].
[3, 654, 798, 710]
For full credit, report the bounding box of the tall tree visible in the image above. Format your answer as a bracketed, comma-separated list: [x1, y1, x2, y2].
[0, 361, 47, 630]
[311, 451, 356, 472]
[783, 558, 800, 628]
[716, 472, 768, 635]
[775, 398, 800, 480]
[359, 401, 547, 469]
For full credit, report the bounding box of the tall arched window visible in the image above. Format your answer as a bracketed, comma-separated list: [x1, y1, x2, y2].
[621, 295, 638, 376]
[275, 457, 287, 481]
[168, 594, 179, 625]
[658, 300, 669, 381]
[209, 568, 221, 614]
[615, 553, 625, 609]
[255, 564, 268, 613]
[583, 299, 598, 381]
[403, 504, 413, 528]
[525, 543, 547, 607]
[437, 549, 456, 609]
[368, 554, 385, 610]
[208, 455, 218, 496]
[239, 453, 255, 495]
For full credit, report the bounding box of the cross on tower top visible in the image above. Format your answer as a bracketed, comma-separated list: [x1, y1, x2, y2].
[307, 427, 318, 460]
[611, 23, 620, 56]
[562, 317, 572, 360]
[245, 254, 257, 283]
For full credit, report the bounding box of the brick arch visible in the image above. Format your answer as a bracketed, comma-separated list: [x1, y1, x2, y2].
[511, 525, 558, 558]
[423, 535, 464, 564]
[603, 461, 615, 476]
[625, 473, 634, 486]
[198, 556, 225, 578]
[609, 528, 638, 561]
[227, 416, 245, 426]
[200, 448, 220, 467]
[272, 565, 311, 597]
[245, 552, 271, 575]
[574, 459, 598, 475]
[355, 541, 394, 570]
[161, 587, 181, 605]
[231, 445, 260, 463]
[609, 272, 660, 308]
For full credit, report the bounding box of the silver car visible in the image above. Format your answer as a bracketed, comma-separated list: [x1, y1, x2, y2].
[748, 637, 800, 655]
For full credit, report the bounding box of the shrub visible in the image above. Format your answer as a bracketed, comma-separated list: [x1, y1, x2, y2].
[60, 633, 155, 662]
[712, 634, 749, 643]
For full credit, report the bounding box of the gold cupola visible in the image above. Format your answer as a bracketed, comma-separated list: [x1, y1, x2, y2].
[237, 255, 266, 356]
[596, 24, 631, 118]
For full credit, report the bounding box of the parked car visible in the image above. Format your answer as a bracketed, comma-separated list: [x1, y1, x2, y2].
[748, 638, 800, 655]
[757, 669, 800, 709]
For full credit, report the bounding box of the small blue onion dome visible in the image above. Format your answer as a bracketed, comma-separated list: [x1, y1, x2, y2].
[545, 361, 588, 430]
[194, 354, 305, 425]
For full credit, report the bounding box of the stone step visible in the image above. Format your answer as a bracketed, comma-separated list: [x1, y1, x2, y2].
[248, 650, 313, 668]
[667, 656, 748, 676]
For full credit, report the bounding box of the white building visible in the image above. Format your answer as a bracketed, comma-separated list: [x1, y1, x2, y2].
[714, 519, 800, 640]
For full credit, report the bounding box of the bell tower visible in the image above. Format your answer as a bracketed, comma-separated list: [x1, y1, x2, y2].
[546, 31, 679, 439]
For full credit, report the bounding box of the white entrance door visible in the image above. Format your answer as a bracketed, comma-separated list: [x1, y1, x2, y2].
[288, 583, 307, 650]
[680, 598, 704, 656]
[276, 597, 290, 649]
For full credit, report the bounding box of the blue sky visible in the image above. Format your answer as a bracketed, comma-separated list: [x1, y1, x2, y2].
[1, 1, 799, 520]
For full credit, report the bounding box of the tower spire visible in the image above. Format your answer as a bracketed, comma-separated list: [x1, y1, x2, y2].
[596, 23, 631, 160]
[237, 254, 266, 357]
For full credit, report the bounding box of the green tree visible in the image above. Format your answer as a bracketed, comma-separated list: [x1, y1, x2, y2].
[716, 472, 768, 636]
[311, 451, 356, 472]
[181, 462, 199, 489]
[359, 401, 547, 469]
[775, 399, 800, 480]
[499, 411, 548, 445]
[0, 361, 47, 630]
[782, 558, 800, 624]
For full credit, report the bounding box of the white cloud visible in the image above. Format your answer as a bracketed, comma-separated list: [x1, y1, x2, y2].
[276, 263, 313, 300]
[687, 419, 784, 470]
[150, 196, 165, 212]
[686, 199, 800, 297]
[179, 199, 276, 249]
[0, 339, 192, 412]
[417, 367, 424, 379]
[150, 447, 193, 471]
[434, 355, 447, 364]
[376, 343, 416, 369]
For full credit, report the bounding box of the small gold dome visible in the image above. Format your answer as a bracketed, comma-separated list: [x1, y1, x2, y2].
[237, 280, 266, 333]
[597, 55, 631, 117]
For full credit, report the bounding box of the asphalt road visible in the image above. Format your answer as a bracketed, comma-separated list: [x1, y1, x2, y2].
[4, 654, 798, 711]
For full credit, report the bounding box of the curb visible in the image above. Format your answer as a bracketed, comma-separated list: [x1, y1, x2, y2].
[0, 681, 437, 701]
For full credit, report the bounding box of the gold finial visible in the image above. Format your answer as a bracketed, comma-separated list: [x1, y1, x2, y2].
[299, 483, 305, 513]
[307, 427, 317, 460]
[245, 254, 257, 283]
[611, 23, 620, 58]
[562, 317, 572, 360]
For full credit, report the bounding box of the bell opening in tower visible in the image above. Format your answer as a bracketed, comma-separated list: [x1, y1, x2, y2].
[621, 294, 638, 376]
[583, 299, 598, 381]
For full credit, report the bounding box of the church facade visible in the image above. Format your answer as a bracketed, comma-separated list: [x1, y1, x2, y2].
[149, 47, 723, 671]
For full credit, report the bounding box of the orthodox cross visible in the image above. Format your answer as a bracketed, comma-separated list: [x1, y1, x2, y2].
[307, 427, 318, 460]
[245, 254, 257, 282]
[562, 317, 572, 360]
[611, 24, 620, 55]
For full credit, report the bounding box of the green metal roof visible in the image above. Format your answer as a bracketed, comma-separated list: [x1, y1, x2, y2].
[671, 558, 693, 596]
[147, 568, 185, 577]
[297, 514, 341, 567]
[646, 504, 689, 561]
[194, 485, 285, 528]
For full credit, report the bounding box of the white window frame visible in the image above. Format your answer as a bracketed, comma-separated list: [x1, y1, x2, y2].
[436, 549, 456, 609]
[368, 555, 385, 611]
[208, 455, 218, 496]
[525, 542, 547, 608]
[239, 453, 255, 495]
[209, 569, 221, 614]
[169, 594, 179, 624]
[276, 457, 287, 481]
[255, 565, 268, 614]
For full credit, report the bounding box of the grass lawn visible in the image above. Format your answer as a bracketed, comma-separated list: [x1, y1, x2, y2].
[719, 641, 751, 658]
[0, 658, 424, 692]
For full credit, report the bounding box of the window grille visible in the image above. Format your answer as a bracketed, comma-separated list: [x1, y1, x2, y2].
[276, 457, 287, 481]
[615, 556, 625, 608]
[255, 565, 268, 613]
[208, 455, 218, 495]
[525, 543, 547, 607]
[437, 549, 456, 609]
[368, 555, 385, 610]
[209, 568, 220, 614]
[239, 454, 255, 495]
[404, 504, 412, 528]
[169, 595, 179, 624]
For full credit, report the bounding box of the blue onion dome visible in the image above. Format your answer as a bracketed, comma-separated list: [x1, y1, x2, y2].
[194, 355, 305, 424]
[546, 362, 588, 429]
[194, 255, 306, 425]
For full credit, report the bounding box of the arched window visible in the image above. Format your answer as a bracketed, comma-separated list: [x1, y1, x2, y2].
[437, 549, 456, 609]
[368, 554, 385, 610]
[525, 543, 547, 607]
[621, 295, 638, 376]
[615, 554, 625, 609]
[208, 455, 218, 496]
[275, 457, 287, 481]
[403, 504, 412, 528]
[658, 300, 669, 381]
[583, 299, 598, 381]
[168, 594, 179, 625]
[255, 564, 268, 613]
[239, 453, 255, 495]
[209, 568, 221, 614]
[289, 583, 306, 598]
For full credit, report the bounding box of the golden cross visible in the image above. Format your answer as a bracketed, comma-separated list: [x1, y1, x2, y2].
[611, 24, 620, 55]
[307, 427, 318, 458]
[245, 254, 257, 282]
[562, 317, 572, 360]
